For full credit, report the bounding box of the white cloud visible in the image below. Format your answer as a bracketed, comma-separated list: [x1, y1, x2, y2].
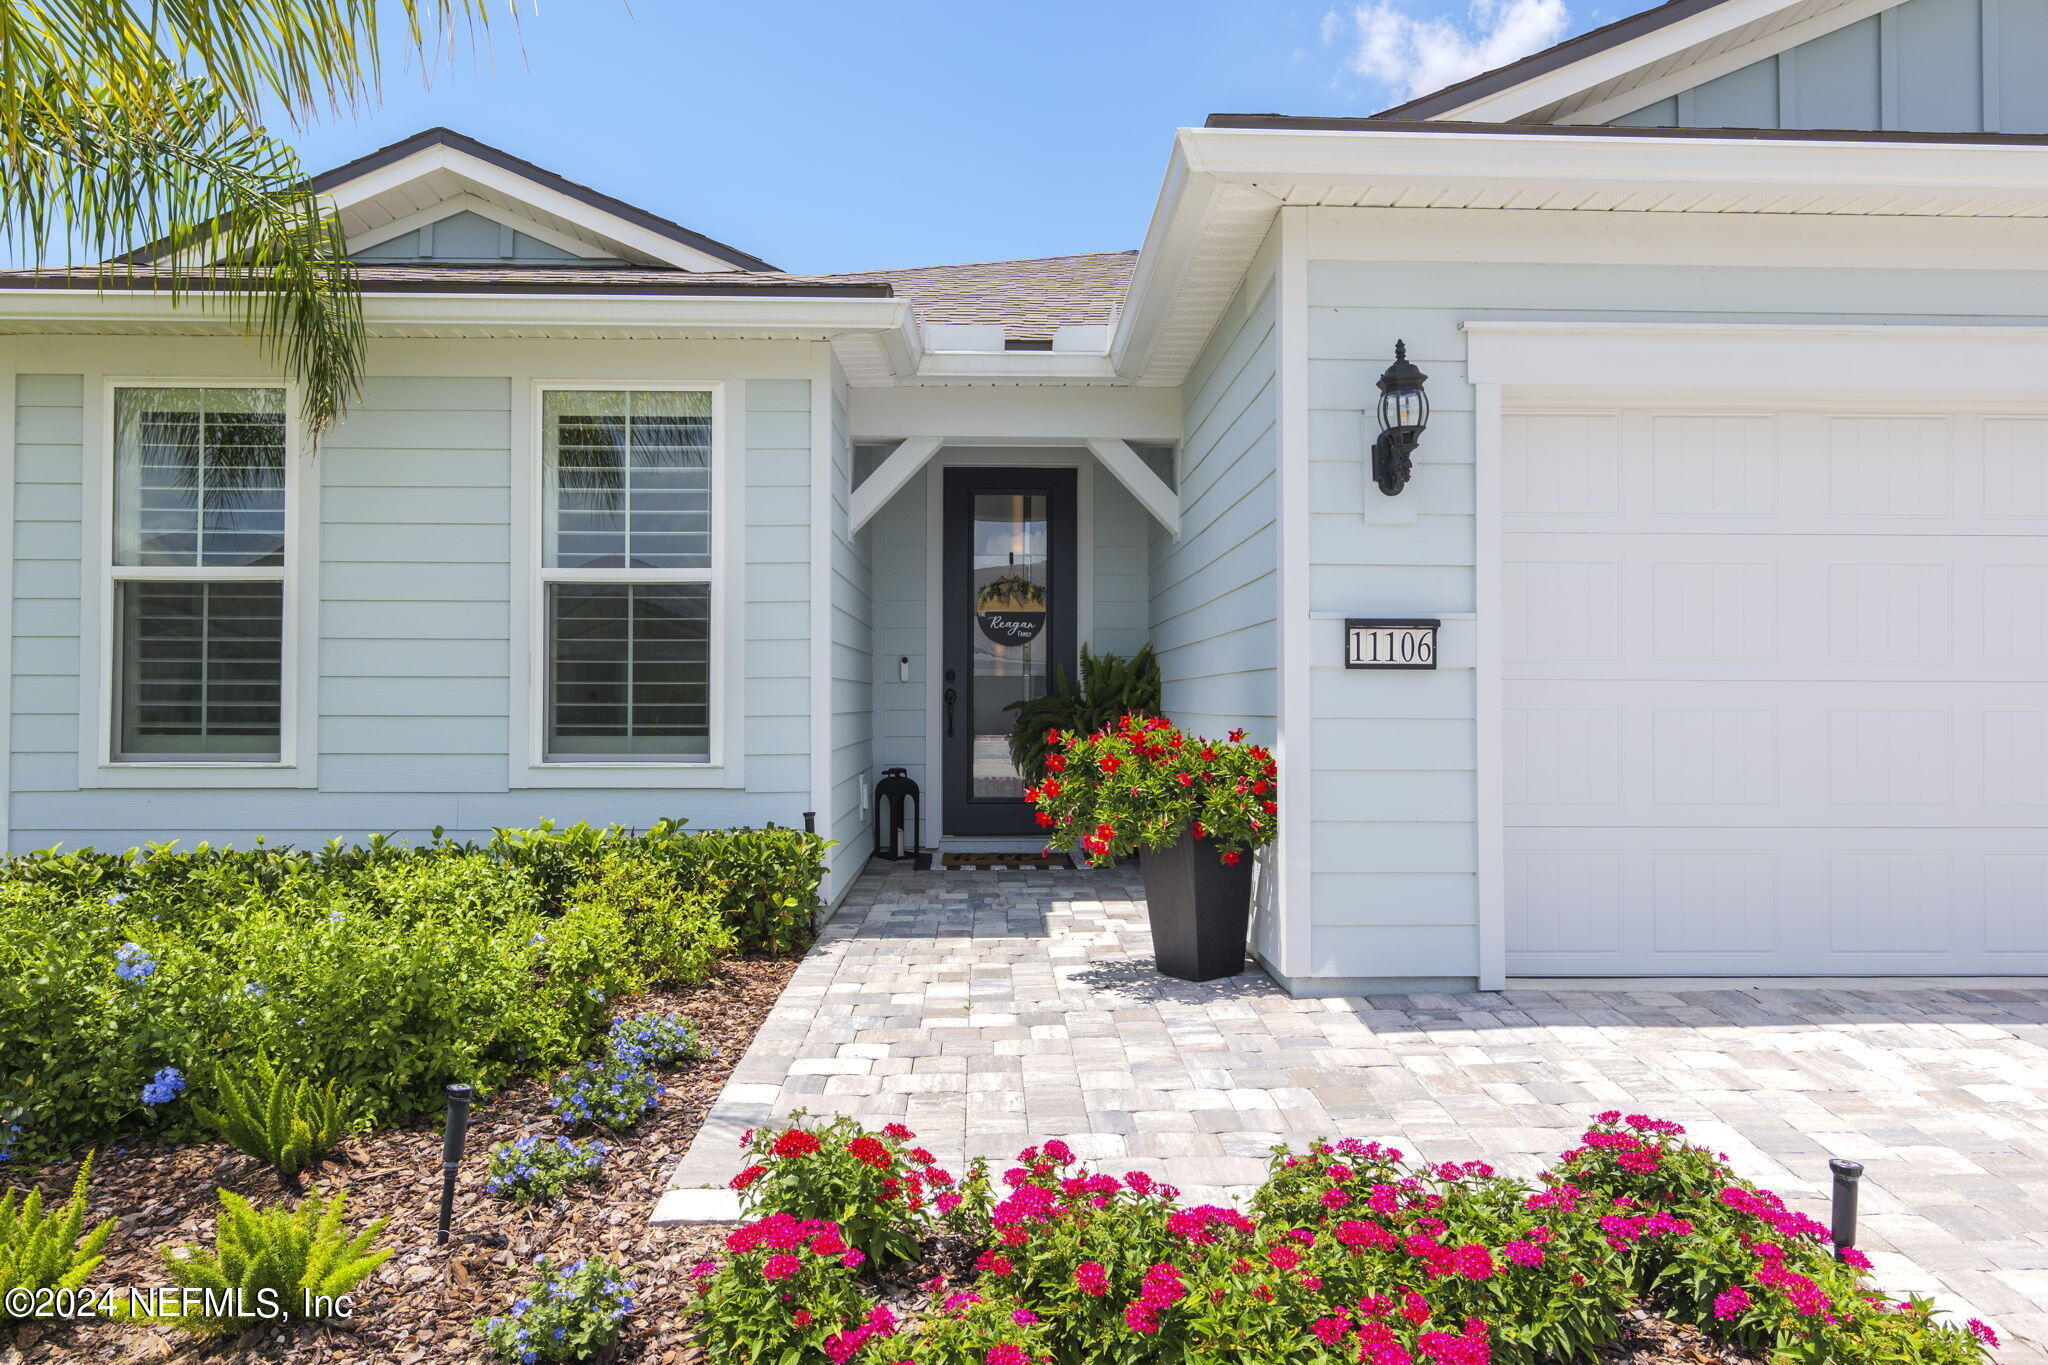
[1331, 0, 1571, 103]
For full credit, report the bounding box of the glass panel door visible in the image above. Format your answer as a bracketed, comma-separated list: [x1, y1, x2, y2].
[969, 492, 1049, 801]
[942, 468, 1075, 835]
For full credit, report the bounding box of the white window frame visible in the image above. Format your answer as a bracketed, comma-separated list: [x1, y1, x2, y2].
[512, 379, 741, 788]
[82, 377, 318, 788]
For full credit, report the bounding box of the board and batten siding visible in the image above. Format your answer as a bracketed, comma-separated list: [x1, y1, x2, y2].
[1605, 0, 2048, 132]
[1300, 204, 2048, 989]
[8, 346, 822, 850]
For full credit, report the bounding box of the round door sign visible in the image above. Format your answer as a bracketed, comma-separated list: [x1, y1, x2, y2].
[977, 610, 1044, 646]
[976, 574, 1047, 646]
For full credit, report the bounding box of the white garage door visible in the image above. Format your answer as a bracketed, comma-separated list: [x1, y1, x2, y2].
[1503, 405, 2048, 976]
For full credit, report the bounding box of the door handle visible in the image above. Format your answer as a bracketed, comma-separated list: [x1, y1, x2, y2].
[943, 686, 957, 738]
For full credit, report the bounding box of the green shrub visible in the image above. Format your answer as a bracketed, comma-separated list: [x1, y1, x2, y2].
[0, 1153, 114, 1316]
[0, 821, 824, 1161]
[480, 1255, 638, 1363]
[485, 1135, 609, 1203]
[193, 1054, 358, 1181]
[1005, 644, 1161, 786]
[152, 1187, 389, 1335]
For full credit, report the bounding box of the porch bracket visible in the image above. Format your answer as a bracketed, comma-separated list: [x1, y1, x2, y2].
[849, 435, 944, 534]
[1085, 438, 1180, 537]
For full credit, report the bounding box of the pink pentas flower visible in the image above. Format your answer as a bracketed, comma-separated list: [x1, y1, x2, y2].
[761, 1254, 800, 1281]
[843, 1250, 867, 1271]
[1311, 1315, 1353, 1346]
[1124, 1302, 1159, 1334]
[976, 1251, 1014, 1277]
[1713, 1287, 1752, 1320]
[1074, 1261, 1110, 1296]
[1012, 1309, 1039, 1326]
[984, 1346, 1028, 1365]
[1968, 1320, 2001, 1348]
[1502, 1240, 1544, 1268]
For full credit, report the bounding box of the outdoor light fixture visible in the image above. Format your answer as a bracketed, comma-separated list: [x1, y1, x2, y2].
[1372, 340, 1430, 496]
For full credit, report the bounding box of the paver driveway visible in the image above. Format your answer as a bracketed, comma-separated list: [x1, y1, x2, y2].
[669, 863, 2048, 1359]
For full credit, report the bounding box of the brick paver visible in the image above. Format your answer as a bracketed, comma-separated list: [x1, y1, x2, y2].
[670, 864, 2048, 1358]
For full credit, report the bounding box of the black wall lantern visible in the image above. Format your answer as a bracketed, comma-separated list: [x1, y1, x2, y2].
[1372, 340, 1430, 496]
[872, 767, 923, 862]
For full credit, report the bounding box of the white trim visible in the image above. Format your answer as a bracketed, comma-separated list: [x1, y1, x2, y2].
[1275, 208, 1313, 982]
[1561, 0, 1898, 125]
[344, 193, 623, 262]
[1465, 320, 2048, 393]
[509, 379, 744, 789]
[919, 447, 1097, 837]
[1472, 382, 1506, 993]
[809, 347, 834, 833]
[83, 377, 317, 788]
[849, 436, 943, 533]
[324, 142, 743, 271]
[1083, 438, 1180, 536]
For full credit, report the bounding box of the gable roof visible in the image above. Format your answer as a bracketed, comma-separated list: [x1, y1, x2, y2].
[309, 128, 780, 271]
[1371, 0, 1892, 125]
[817, 251, 1137, 341]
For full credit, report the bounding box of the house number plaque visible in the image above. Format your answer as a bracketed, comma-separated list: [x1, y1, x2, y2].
[1345, 618, 1438, 670]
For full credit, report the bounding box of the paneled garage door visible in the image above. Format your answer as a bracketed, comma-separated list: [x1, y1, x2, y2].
[1502, 404, 2048, 975]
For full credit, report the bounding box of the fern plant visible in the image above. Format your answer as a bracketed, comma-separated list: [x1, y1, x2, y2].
[155, 1188, 390, 1335]
[1006, 643, 1163, 785]
[193, 1055, 357, 1181]
[1, 1153, 115, 1317]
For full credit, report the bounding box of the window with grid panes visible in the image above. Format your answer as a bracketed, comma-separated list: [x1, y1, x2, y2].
[110, 387, 287, 761]
[541, 389, 714, 761]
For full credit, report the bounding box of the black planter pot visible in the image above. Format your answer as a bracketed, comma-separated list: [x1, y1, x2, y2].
[1142, 833, 1254, 981]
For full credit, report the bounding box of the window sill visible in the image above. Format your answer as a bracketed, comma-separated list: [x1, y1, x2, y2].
[83, 762, 317, 790]
[510, 759, 745, 791]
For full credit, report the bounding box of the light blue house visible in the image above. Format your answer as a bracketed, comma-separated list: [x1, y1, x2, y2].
[5, 0, 2047, 991]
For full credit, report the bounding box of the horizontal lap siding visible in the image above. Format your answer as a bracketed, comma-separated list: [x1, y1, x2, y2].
[1155, 258, 1278, 744]
[867, 472, 927, 797]
[12, 376, 83, 832]
[826, 361, 873, 903]
[1306, 269, 1480, 979]
[10, 368, 815, 850]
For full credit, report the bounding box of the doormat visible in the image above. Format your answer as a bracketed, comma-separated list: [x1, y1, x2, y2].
[940, 851, 1074, 871]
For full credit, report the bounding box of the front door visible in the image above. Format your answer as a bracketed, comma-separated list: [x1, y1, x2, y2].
[941, 467, 1077, 835]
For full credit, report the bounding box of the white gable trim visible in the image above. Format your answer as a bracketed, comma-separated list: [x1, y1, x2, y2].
[1561, 0, 1899, 124]
[329, 143, 743, 271]
[1428, 0, 1845, 122]
[344, 193, 617, 261]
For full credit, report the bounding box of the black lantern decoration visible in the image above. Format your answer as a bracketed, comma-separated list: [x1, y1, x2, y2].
[1372, 340, 1430, 496]
[873, 767, 922, 862]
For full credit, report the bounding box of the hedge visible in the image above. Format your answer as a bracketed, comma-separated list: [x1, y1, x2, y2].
[0, 820, 825, 1163]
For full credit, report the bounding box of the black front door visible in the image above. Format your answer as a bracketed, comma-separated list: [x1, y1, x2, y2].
[941, 467, 1076, 835]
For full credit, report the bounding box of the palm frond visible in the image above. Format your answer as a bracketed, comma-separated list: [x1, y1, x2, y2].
[2, 76, 364, 432]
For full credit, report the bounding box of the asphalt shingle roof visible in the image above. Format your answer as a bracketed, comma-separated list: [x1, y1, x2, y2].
[818, 250, 1137, 341]
[0, 251, 1140, 339]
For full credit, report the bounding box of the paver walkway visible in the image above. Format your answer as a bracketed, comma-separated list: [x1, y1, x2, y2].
[670, 863, 2048, 1359]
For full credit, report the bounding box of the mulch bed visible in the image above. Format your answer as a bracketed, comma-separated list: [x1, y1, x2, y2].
[2, 955, 797, 1365]
[2, 948, 1762, 1365]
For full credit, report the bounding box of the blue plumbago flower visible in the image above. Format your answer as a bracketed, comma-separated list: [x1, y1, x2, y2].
[328, 910, 346, 925]
[528, 933, 546, 947]
[113, 942, 156, 982]
[243, 980, 267, 998]
[106, 890, 126, 905]
[141, 1066, 185, 1105]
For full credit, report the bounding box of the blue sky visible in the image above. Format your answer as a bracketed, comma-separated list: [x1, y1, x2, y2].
[274, 0, 1615, 275]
